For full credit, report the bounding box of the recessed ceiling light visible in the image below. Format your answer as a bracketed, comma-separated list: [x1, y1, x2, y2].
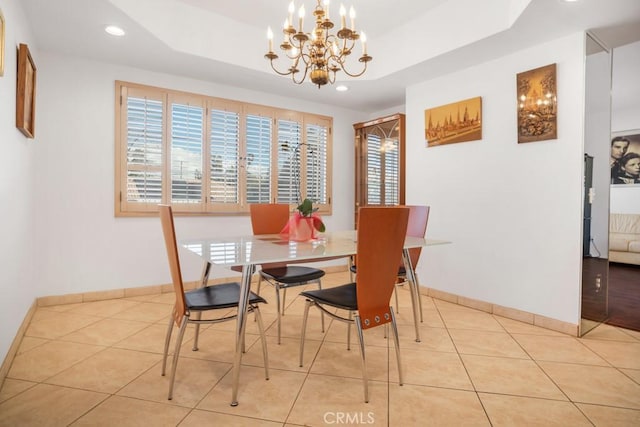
[105, 25, 125, 36]
[336, 85, 349, 92]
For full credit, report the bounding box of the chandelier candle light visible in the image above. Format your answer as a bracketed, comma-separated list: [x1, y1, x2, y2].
[265, 0, 372, 88]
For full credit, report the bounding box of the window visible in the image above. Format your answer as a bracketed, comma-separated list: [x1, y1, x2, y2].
[115, 81, 332, 216]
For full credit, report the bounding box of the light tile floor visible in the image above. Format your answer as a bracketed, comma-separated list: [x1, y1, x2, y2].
[1, 271, 639, 426]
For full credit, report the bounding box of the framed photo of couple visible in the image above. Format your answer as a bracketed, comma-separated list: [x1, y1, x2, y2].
[610, 130, 640, 186]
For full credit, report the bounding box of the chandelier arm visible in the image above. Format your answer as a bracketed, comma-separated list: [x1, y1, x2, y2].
[269, 59, 295, 76]
[291, 64, 310, 85]
[339, 61, 369, 78]
[299, 51, 313, 67]
[328, 69, 336, 85]
[288, 35, 304, 51]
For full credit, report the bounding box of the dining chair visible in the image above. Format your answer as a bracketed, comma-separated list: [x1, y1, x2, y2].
[350, 205, 430, 318]
[396, 205, 430, 319]
[158, 204, 269, 400]
[299, 206, 409, 403]
[250, 203, 325, 344]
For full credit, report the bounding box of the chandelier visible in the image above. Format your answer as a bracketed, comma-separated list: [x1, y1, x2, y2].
[264, 0, 372, 88]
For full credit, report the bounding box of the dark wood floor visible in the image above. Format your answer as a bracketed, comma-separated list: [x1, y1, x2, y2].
[582, 257, 609, 324]
[606, 262, 640, 331]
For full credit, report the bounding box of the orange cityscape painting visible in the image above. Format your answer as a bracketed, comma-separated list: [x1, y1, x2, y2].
[425, 96, 482, 147]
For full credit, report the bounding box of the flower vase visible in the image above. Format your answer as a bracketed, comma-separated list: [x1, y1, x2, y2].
[291, 216, 316, 241]
[281, 213, 321, 241]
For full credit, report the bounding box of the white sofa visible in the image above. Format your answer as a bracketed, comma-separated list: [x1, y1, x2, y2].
[609, 213, 640, 265]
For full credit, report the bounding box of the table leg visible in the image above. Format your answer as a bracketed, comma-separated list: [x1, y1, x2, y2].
[402, 249, 421, 342]
[231, 264, 254, 406]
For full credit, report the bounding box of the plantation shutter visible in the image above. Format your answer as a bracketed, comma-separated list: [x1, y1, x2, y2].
[115, 82, 333, 216]
[121, 87, 165, 212]
[366, 133, 382, 205]
[209, 100, 241, 211]
[245, 109, 272, 204]
[277, 117, 302, 204]
[384, 138, 400, 205]
[304, 118, 330, 206]
[169, 95, 205, 211]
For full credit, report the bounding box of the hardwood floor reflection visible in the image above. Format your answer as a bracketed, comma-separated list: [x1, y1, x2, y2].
[581, 257, 608, 325]
[606, 262, 640, 332]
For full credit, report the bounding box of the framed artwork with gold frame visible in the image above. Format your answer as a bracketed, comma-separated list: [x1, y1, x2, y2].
[0, 9, 5, 77]
[16, 43, 37, 138]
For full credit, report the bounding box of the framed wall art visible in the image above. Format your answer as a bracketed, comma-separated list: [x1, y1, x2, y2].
[0, 9, 5, 77]
[424, 96, 482, 147]
[516, 63, 557, 143]
[16, 43, 36, 138]
[610, 130, 640, 186]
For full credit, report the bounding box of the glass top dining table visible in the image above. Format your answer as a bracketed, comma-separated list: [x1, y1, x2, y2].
[180, 230, 449, 406]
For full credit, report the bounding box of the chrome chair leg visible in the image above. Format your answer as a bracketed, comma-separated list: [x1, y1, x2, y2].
[418, 286, 424, 323]
[394, 283, 400, 313]
[299, 300, 313, 367]
[282, 287, 288, 315]
[275, 284, 282, 344]
[193, 262, 211, 348]
[347, 311, 353, 351]
[256, 273, 263, 296]
[390, 310, 403, 386]
[168, 315, 188, 400]
[355, 316, 369, 403]
[254, 273, 263, 323]
[317, 278, 325, 333]
[192, 314, 202, 351]
[253, 306, 270, 379]
[161, 315, 174, 376]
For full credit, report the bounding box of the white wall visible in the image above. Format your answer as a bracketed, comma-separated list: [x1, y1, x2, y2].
[405, 33, 585, 324]
[0, 0, 38, 364]
[610, 41, 640, 214]
[369, 104, 406, 120]
[32, 52, 365, 297]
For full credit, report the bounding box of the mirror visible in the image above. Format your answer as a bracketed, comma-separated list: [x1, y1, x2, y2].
[580, 33, 612, 336]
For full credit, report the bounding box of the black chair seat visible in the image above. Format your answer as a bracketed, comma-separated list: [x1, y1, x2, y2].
[261, 266, 325, 285]
[185, 282, 266, 311]
[301, 283, 357, 311]
[351, 264, 405, 276]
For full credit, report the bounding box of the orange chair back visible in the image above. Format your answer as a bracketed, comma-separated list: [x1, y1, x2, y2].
[404, 205, 430, 269]
[356, 207, 409, 330]
[250, 204, 290, 235]
[159, 205, 187, 326]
